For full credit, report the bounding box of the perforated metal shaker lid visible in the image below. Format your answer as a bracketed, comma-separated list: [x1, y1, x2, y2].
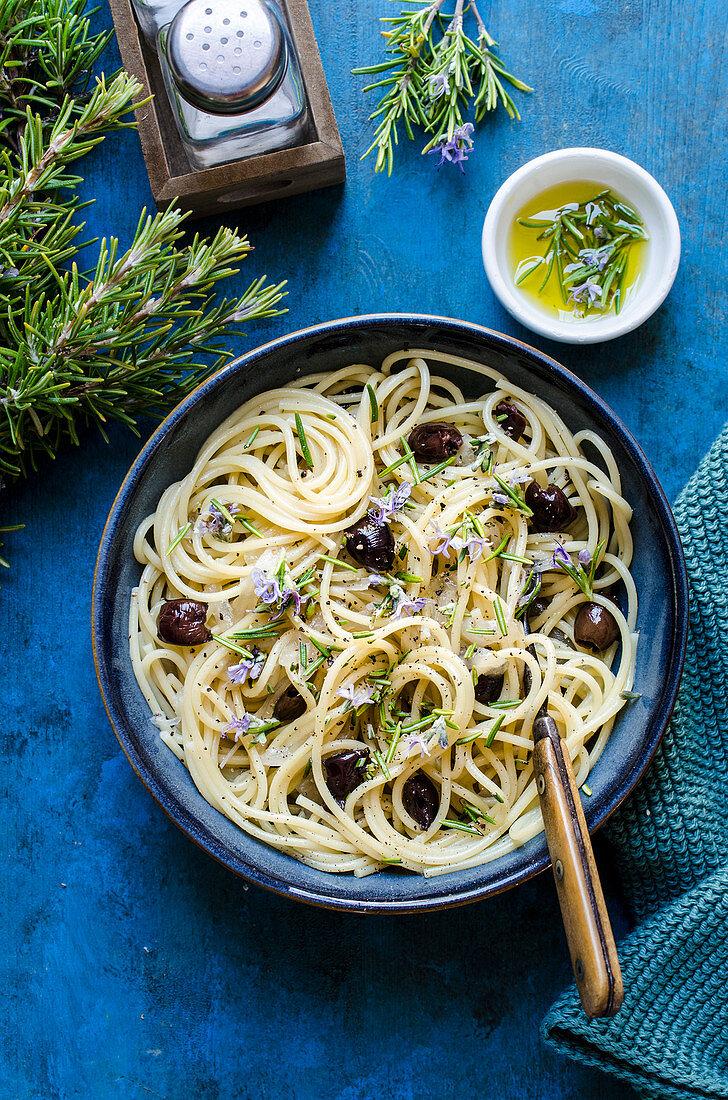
[166, 0, 287, 115]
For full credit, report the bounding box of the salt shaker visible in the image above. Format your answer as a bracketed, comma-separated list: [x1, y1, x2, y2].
[156, 0, 307, 170]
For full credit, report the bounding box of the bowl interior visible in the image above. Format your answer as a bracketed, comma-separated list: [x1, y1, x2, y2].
[482, 149, 680, 344]
[93, 316, 687, 912]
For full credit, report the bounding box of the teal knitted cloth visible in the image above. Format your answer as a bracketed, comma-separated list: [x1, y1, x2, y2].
[542, 424, 728, 1098]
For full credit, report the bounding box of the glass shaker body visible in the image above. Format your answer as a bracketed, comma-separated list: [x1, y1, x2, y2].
[131, 0, 185, 44]
[157, 0, 307, 170]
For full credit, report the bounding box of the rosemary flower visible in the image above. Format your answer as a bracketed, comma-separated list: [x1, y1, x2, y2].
[428, 520, 458, 557]
[228, 647, 264, 683]
[430, 716, 450, 749]
[251, 564, 305, 615]
[252, 567, 283, 606]
[428, 122, 474, 172]
[428, 70, 450, 99]
[369, 481, 412, 523]
[195, 502, 240, 538]
[569, 278, 604, 308]
[337, 684, 376, 710]
[223, 714, 253, 740]
[452, 533, 489, 562]
[390, 584, 427, 619]
[407, 734, 432, 758]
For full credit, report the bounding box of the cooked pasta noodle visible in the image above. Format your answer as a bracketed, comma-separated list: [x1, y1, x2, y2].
[129, 350, 638, 877]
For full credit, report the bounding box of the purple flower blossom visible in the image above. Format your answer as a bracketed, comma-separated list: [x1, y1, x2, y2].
[430, 716, 450, 749]
[428, 521, 458, 558]
[369, 481, 412, 523]
[492, 491, 511, 506]
[407, 734, 432, 758]
[570, 278, 604, 307]
[337, 684, 376, 710]
[506, 468, 531, 487]
[580, 247, 611, 272]
[390, 584, 427, 619]
[578, 549, 592, 566]
[428, 70, 450, 99]
[228, 647, 264, 684]
[195, 503, 225, 537]
[251, 565, 304, 616]
[552, 544, 571, 570]
[223, 714, 252, 740]
[452, 533, 489, 562]
[428, 123, 474, 173]
[252, 567, 282, 605]
[195, 501, 241, 538]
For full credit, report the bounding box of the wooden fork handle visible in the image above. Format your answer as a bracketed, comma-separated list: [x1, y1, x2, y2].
[533, 720, 624, 1019]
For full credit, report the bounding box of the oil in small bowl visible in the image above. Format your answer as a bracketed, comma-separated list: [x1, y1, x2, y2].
[509, 184, 648, 323]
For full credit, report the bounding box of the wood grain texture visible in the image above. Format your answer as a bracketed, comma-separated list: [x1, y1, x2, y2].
[534, 733, 624, 1019]
[2, 0, 728, 1096]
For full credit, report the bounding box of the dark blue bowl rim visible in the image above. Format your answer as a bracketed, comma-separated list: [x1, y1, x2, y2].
[92, 313, 689, 913]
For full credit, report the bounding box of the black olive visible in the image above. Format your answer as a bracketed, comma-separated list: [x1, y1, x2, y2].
[273, 684, 307, 722]
[574, 602, 620, 651]
[402, 771, 440, 830]
[157, 599, 211, 646]
[323, 749, 370, 806]
[495, 400, 527, 441]
[474, 671, 505, 705]
[408, 422, 463, 463]
[345, 516, 395, 571]
[525, 481, 576, 532]
[529, 596, 550, 620]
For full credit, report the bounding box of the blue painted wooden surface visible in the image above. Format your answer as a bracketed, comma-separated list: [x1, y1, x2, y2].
[4, 0, 728, 1096]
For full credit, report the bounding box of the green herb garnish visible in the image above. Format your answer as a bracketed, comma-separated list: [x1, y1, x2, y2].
[210, 634, 253, 657]
[295, 413, 313, 468]
[493, 597, 508, 637]
[166, 522, 191, 555]
[515, 189, 647, 315]
[419, 455, 457, 482]
[442, 819, 482, 836]
[320, 554, 359, 573]
[492, 472, 533, 517]
[366, 383, 379, 422]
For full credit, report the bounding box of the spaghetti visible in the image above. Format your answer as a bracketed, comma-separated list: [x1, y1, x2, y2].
[129, 350, 638, 876]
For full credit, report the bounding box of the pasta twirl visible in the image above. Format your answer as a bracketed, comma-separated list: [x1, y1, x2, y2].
[129, 350, 638, 877]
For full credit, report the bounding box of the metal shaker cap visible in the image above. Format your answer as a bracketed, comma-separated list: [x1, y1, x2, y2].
[166, 0, 287, 115]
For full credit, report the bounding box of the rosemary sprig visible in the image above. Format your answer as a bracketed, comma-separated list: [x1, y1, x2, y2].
[353, 0, 530, 175]
[553, 538, 606, 599]
[371, 746, 391, 780]
[229, 626, 281, 640]
[442, 819, 481, 836]
[295, 413, 313, 468]
[0, 0, 288, 572]
[515, 189, 648, 315]
[166, 523, 191, 556]
[492, 472, 533, 516]
[493, 596, 508, 636]
[366, 383, 379, 422]
[418, 454, 458, 482]
[210, 634, 254, 657]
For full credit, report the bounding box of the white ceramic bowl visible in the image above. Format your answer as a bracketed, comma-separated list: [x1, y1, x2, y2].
[482, 148, 681, 344]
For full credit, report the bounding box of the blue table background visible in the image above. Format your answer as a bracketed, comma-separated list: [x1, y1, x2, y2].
[3, 0, 727, 1097]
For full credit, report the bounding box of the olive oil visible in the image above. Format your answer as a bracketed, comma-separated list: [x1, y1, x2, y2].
[508, 182, 648, 321]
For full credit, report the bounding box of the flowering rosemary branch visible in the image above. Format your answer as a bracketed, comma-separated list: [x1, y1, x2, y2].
[353, 0, 531, 175]
[0, 0, 287, 573]
[515, 190, 647, 315]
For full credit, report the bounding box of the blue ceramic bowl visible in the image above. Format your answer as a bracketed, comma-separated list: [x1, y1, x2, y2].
[93, 315, 688, 912]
